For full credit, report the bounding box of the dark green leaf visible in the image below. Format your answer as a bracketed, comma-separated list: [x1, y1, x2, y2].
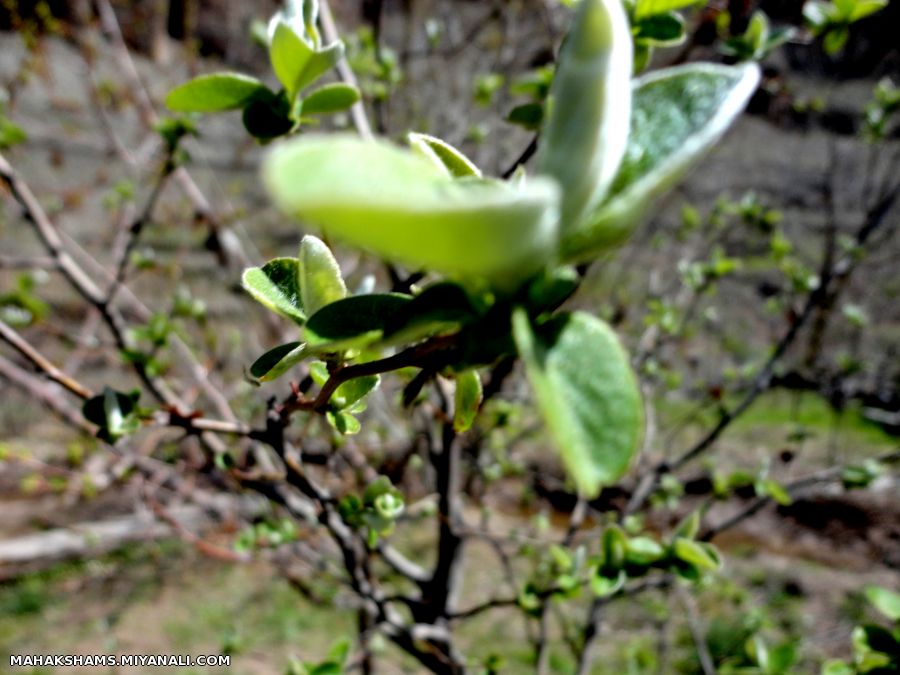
[82, 386, 141, 442]
[506, 103, 545, 130]
[165, 73, 269, 112]
[525, 267, 580, 316]
[241, 91, 293, 140]
[512, 309, 643, 496]
[634, 12, 686, 46]
[384, 281, 484, 344]
[249, 341, 306, 381]
[304, 294, 411, 350]
[860, 625, 900, 656]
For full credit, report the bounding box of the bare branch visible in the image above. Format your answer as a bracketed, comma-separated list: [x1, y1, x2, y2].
[0, 319, 93, 399]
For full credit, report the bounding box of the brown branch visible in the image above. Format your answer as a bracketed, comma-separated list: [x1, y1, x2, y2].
[320, 0, 374, 141]
[0, 354, 94, 433]
[0, 319, 93, 400]
[92, 0, 253, 271]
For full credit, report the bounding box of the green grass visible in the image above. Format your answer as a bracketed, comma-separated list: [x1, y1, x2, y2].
[0, 543, 353, 674]
[655, 390, 896, 465]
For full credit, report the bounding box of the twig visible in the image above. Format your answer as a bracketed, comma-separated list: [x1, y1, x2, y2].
[92, 0, 252, 271]
[0, 354, 93, 432]
[501, 136, 538, 179]
[626, 182, 898, 515]
[677, 586, 716, 675]
[319, 0, 374, 142]
[0, 319, 93, 399]
[703, 448, 900, 541]
[105, 150, 176, 304]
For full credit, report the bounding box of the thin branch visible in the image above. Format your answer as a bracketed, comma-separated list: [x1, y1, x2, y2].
[0, 354, 94, 432]
[0, 319, 93, 399]
[91, 0, 253, 270]
[0, 153, 105, 304]
[703, 448, 900, 541]
[502, 136, 538, 179]
[105, 151, 176, 304]
[677, 586, 716, 675]
[319, 0, 374, 141]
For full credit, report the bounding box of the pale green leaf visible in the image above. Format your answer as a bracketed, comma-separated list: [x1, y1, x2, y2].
[561, 62, 760, 261]
[591, 569, 626, 597]
[264, 135, 560, 288]
[512, 309, 643, 496]
[635, 0, 703, 20]
[299, 235, 346, 316]
[331, 375, 380, 410]
[298, 42, 345, 93]
[327, 410, 361, 434]
[865, 585, 900, 622]
[673, 537, 720, 571]
[301, 83, 360, 115]
[241, 258, 305, 324]
[536, 0, 633, 230]
[407, 132, 482, 178]
[453, 370, 483, 432]
[624, 536, 665, 566]
[270, 22, 315, 101]
[166, 73, 268, 112]
[849, 0, 887, 21]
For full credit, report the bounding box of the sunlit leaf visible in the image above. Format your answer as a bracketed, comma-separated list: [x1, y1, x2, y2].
[562, 62, 760, 261]
[331, 375, 380, 411]
[536, 0, 633, 229]
[634, 0, 703, 20]
[865, 586, 900, 622]
[270, 22, 315, 101]
[264, 135, 560, 288]
[453, 370, 483, 433]
[166, 73, 269, 112]
[299, 235, 346, 316]
[512, 309, 643, 496]
[241, 257, 305, 324]
[301, 83, 361, 115]
[408, 132, 482, 178]
[672, 537, 720, 571]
